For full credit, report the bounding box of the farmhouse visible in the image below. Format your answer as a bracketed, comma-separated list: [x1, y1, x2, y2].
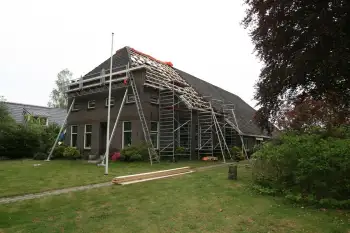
[64, 46, 270, 162]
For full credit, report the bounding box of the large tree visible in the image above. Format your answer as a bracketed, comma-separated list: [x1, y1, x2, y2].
[48, 69, 72, 108]
[243, 0, 350, 133]
[276, 93, 349, 131]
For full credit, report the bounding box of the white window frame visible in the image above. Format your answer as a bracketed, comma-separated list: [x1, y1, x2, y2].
[150, 121, 159, 149]
[126, 94, 136, 103]
[122, 121, 132, 149]
[84, 124, 92, 149]
[72, 102, 79, 111]
[70, 125, 78, 147]
[87, 100, 96, 109]
[105, 97, 115, 107]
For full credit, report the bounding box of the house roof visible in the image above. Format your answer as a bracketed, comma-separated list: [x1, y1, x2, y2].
[174, 69, 269, 137]
[81, 46, 269, 137]
[4, 102, 66, 126]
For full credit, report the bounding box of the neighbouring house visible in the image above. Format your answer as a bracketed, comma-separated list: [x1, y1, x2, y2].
[4, 102, 66, 126]
[65, 46, 271, 160]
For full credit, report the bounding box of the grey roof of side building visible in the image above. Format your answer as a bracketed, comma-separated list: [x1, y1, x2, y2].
[82, 46, 271, 138]
[4, 102, 66, 126]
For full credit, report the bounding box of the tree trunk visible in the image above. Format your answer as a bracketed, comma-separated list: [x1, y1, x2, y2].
[228, 164, 237, 180]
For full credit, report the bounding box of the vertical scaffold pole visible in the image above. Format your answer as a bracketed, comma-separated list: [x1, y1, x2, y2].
[105, 32, 114, 175]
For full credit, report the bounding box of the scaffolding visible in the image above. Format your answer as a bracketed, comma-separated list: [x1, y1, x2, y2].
[158, 82, 193, 161]
[197, 107, 213, 159]
[223, 104, 248, 159]
[174, 100, 192, 160]
[159, 87, 175, 161]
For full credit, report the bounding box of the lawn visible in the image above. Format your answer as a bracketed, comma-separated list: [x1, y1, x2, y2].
[0, 159, 210, 198]
[0, 165, 349, 233]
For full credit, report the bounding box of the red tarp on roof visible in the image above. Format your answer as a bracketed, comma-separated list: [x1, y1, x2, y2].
[130, 48, 173, 67]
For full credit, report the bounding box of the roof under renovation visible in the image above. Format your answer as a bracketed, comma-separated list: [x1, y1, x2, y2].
[80, 46, 269, 138]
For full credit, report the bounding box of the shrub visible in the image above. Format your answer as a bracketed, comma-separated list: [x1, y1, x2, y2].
[252, 127, 350, 208]
[0, 109, 60, 159]
[52, 145, 67, 159]
[231, 146, 245, 162]
[33, 152, 47, 160]
[0, 122, 42, 159]
[175, 146, 185, 154]
[63, 146, 81, 159]
[121, 142, 150, 162]
[130, 154, 143, 162]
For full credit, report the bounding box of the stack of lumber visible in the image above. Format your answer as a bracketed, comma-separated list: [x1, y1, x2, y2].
[112, 167, 194, 185]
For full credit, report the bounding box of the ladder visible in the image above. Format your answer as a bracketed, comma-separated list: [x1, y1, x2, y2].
[197, 108, 214, 159]
[159, 88, 175, 162]
[127, 69, 159, 165]
[223, 105, 248, 160]
[210, 103, 233, 162]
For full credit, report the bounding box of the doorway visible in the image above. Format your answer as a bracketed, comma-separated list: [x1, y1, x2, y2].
[99, 122, 107, 155]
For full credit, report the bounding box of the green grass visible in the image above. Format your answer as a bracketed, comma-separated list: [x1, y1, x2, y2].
[0, 165, 349, 233]
[0, 159, 210, 198]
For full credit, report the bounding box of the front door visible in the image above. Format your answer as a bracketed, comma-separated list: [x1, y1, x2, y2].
[99, 122, 107, 156]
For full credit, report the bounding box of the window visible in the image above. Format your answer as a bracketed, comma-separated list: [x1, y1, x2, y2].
[105, 97, 115, 107]
[150, 121, 159, 149]
[126, 94, 135, 103]
[87, 100, 96, 109]
[72, 103, 80, 111]
[243, 138, 249, 150]
[31, 116, 48, 126]
[122, 121, 132, 148]
[71, 125, 78, 147]
[84, 124, 92, 149]
[150, 94, 159, 104]
[256, 137, 263, 145]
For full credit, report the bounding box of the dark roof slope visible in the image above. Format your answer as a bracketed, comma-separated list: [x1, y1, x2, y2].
[83, 47, 130, 80]
[5, 102, 66, 126]
[174, 69, 268, 137]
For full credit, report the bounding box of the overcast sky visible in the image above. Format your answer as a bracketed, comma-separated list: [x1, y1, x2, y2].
[0, 0, 262, 108]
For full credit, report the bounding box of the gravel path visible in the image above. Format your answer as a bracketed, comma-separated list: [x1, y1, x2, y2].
[0, 163, 232, 205]
[0, 182, 112, 204]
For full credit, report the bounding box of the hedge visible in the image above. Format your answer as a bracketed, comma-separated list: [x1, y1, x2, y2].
[251, 126, 350, 208]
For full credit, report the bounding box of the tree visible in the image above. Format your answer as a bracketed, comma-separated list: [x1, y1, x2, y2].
[0, 96, 14, 123]
[276, 94, 349, 131]
[48, 69, 72, 108]
[243, 0, 350, 133]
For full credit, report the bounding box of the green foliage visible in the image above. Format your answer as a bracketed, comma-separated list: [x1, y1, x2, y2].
[52, 145, 67, 159]
[33, 152, 48, 160]
[0, 104, 61, 159]
[63, 146, 81, 159]
[175, 146, 185, 154]
[231, 146, 245, 162]
[121, 142, 150, 162]
[252, 127, 350, 208]
[0, 123, 42, 159]
[0, 99, 15, 124]
[243, 0, 350, 133]
[130, 154, 143, 162]
[48, 69, 72, 108]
